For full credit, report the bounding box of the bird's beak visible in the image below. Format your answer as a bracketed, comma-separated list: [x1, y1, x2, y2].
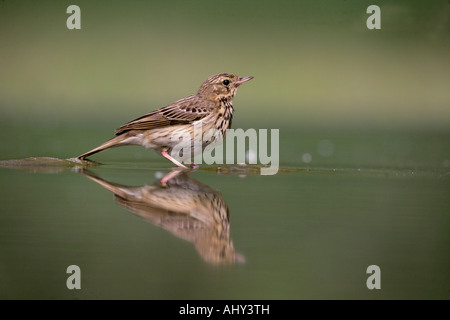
[235, 76, 254, 87]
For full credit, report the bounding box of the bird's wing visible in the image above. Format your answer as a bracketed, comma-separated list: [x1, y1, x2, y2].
[115, 95, 214, 135]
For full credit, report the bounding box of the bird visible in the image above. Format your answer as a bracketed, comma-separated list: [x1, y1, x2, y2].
[77, 73, 254, 168]
[80, 168, 245, 264]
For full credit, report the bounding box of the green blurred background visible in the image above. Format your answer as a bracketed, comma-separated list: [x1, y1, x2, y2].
[1, 0, 449, 132]
[0, 0, 449, 300]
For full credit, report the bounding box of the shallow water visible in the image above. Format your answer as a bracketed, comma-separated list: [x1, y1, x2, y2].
[0, 127, 449, 299]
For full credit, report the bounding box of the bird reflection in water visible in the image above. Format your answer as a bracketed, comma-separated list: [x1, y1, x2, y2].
[81, 168, 245, 265]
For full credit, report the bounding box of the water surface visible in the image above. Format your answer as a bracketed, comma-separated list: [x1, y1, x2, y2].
[0, 128, 448, 299]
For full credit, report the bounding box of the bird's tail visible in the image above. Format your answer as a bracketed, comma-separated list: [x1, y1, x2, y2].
[77, 135, 130, 160]
[81, 169, 144, 198]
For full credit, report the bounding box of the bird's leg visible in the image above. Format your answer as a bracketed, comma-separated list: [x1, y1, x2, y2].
[160, 168, 184, 186]
[160, 149, 188, 169]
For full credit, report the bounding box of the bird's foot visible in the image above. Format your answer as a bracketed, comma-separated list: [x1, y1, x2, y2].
[188, 162, 200, 170]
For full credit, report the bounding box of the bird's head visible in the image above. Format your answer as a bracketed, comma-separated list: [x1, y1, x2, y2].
[197, 73, 253, 101]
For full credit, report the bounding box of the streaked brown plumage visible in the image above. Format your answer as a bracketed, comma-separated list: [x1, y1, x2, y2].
[81, 168, 245, 265]
[77, 73, 253, 167]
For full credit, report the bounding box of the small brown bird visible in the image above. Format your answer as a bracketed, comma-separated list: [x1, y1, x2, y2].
[77, 73, 253, 167]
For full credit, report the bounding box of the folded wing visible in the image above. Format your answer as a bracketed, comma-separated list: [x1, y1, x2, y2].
[115, 96, 214, 135]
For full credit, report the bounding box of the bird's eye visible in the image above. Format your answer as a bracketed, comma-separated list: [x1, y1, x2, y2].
[222, 79, 230, 86]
